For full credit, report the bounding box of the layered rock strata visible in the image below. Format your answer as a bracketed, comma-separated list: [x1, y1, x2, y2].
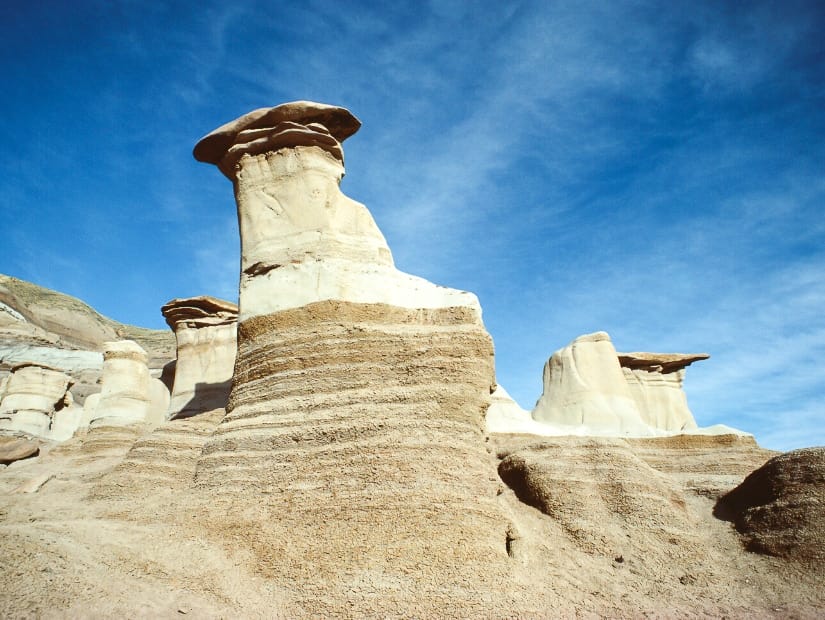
[161, 296, 237, 419]
[0, 363, 82, 440]
[192, 102, 517, 615]
[84, 341, 169, 429]
[531, 332, 707, 435]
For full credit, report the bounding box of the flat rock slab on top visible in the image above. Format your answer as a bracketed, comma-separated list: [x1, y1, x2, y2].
[193, 101, 361, 165]
[161, 296, 238, 330]
[618, 352, 710, 373]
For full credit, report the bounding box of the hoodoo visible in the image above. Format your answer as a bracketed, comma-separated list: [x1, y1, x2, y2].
[161, 296, 237, 420]
[192, 101, 516, 615]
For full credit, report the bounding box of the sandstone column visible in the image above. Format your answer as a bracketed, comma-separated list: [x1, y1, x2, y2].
[618, 351, 708, 431]
[161, 296, 237, 419]
[192, 101, 516, 615]
[0, 363, 77, 438]
[85, 340, 169, 428]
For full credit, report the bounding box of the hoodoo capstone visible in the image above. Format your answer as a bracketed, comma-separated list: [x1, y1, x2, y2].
[193, 101, 516, 615]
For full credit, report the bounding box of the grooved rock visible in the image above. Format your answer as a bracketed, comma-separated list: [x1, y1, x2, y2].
[532, 332, 649, 434]
[161, 296, 237, 420]
[0, 363, 81, 439]
[191, 102, 520, 616]
[716, 447, 825, 565]
[85, 340, 169, 428]
[619, 352, 707, 431]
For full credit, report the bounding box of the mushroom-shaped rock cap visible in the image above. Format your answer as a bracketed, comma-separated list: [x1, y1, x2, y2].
[161, 296, 239, 330]
[617, 352, 709, 374]
[193, 101, 361, 165]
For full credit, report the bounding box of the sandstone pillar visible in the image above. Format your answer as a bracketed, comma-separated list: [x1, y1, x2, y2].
[161, 296, 237, 419]
[85, 340, 169, 428]
[0, 363, 76, 438]
[618, 351, 708, 431]
[192, 101, 516, 615]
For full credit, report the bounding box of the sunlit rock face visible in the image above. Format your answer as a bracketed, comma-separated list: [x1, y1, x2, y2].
[84, 340, 169, 428]
[0, 363, 81, 440]
[192, 101, 517, 616]
[532, 332, 650, 434]
[618, 352, 708, 432]
[194, 100, 478, 322]
[161, 296, 237, 420]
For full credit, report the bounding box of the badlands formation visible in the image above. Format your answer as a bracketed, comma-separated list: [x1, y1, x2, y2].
[0, 101, 823, 618]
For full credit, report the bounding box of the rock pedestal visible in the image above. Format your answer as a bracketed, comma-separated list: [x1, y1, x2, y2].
[161, 296, 237, 419]
[192, 101, 515, 615]
[0, 363, 81, 439]
[618, 352, 708, 431]
[532, 332, 649, 433]
[85, 340, 169, 428]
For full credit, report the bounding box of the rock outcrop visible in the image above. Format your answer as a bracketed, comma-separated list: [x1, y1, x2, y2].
[84, 341, 169, 429]
[191, 101, 516, 616]
[716, 447, 825, 565]
[0, 363, 82, 440]
[619, 352, 708, 431]
[531, 332, 709, 435]
[161, 296, 237, 420]
[532, 332, 649, 434]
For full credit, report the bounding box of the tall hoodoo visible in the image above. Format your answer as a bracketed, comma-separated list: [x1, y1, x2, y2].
[161, 296, 237, 420]
[193, 102, 515, 615]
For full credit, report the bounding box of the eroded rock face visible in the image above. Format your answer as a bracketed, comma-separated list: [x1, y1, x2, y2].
[161, 296, 237, 419]
[619, 352, 708, 432]
[85, 340, 169, 428]
[716, 447, 825, 565]
[0, 363, 81, 439]
[532, 332, 649, 434]
[530, 333, 709, 435]
[192, 102, 516, 615]
[194, 101, 478, 322]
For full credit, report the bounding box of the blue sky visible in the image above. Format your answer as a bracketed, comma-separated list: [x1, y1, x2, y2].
[2, 0, 823, 451]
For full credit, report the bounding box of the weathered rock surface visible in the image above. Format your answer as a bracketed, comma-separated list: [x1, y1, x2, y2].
[85, 341, 169, 428]
[619, 351, 707, 431]
[190, 102, 520, 616]
[0, 363, 82, 440]
[530, 332, 712, 436]
[716, 447, 825, 565]
[532, 332, 649, 434]
[0, 436, 39, 464]
[0, 274, 175, 405]
[161, 296, 237, 419]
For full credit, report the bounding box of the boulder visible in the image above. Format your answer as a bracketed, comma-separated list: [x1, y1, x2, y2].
[716, 447, 825, 565]
[0, 436, 39, 464]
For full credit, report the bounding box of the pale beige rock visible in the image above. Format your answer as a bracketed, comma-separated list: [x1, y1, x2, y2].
[0, 363, 78, 438]
[12, 472, 53, 494]
[88, 340, 169, 428]
[192, 102, 518, 616]
[196, 103, 479, 322]
[532, 332, 650, 434]
[619, 352, 708, 432]
[160, 296, 237, 419]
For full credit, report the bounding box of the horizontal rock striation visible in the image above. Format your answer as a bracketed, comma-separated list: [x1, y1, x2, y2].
[192, 300, 517, 614]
